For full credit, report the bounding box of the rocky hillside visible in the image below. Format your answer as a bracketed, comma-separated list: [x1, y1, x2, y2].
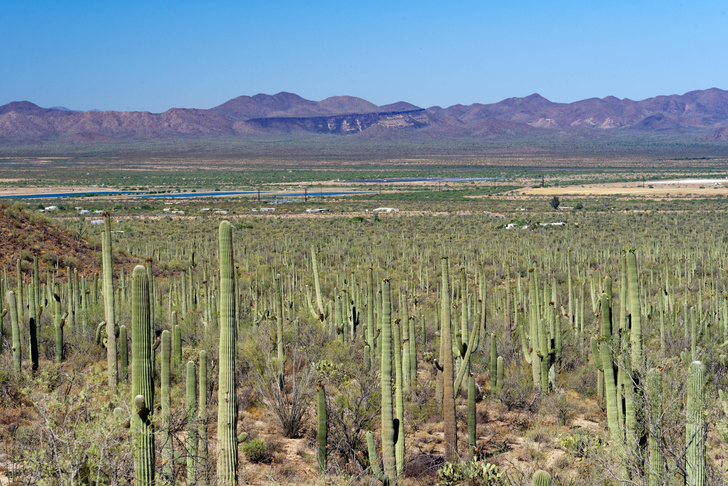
[1, 88, 728, 143]
[0, 203, 135, 278]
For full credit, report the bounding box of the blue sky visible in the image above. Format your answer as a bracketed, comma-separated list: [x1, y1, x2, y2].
[1, 1, 726, 112]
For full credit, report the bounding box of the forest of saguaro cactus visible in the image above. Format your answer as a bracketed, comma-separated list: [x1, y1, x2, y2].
[1, 200, 728, 486]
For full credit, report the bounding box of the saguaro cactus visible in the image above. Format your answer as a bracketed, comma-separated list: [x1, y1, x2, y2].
[625, 250, 645, 465]
[102, 213, 118, 394]
[53, 283, 65, 363]
[198, 350, 209, 486]
[440, 257, 458, 462]
[317, 382, 327, 473]
[28, 284, 39, 372]
[217, 221, 238, 485]
[380, 278, 397, 482]
[160, 330, 173, 482]
[119, 325, 128, 382]
[646, 368, 665, 486]
[186, 360, 198, 484]
[131, 265, 154, 486]
[8, 291, 20, 372]
[686, 361, 705, 486]
[467, 373, 476, 458]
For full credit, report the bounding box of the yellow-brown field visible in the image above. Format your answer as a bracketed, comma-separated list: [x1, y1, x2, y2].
[518, 179, 728, 198]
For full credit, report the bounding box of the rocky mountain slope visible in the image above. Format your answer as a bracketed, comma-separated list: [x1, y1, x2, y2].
[1, 88, 727, 143]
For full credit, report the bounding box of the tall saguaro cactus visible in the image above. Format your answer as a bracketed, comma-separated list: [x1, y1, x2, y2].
[131, 265, 154, 486]
[53, 283, 65, 363]
[686, 361, 705, 486]
[217, 221, 238, 485]
[440, 257, 458, 462]
[198, 350, 209, 486]
[186, 361, 198, 484]
[317, 382, 327, 473]
[8, 291, 20, 372]
[102, 213, 118, 395]
[380, 278, 397, 483]
[160, 330, 173, 483]
[624, 250, 645, 466]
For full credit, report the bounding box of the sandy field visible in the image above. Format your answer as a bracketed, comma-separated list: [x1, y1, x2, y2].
[0, 186, 112, 197]
[517, 179, 728, 197]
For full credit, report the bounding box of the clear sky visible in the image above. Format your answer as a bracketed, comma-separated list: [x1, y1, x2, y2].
[1, 1, 726, 112]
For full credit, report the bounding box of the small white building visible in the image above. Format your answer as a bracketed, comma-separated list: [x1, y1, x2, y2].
[90, 220, 104, 225]
[306, 208, 330, 213]
[373, 207, 399, 213]
[79, 210, 90, 215]
[44, 206, 59, 211]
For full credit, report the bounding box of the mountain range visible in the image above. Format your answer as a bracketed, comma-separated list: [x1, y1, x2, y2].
[2, 89, 728, 144]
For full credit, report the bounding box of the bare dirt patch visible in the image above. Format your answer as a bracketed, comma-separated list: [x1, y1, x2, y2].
[518, 179, 728, 198]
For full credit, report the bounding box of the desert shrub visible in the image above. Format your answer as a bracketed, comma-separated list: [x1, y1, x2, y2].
[437, 459, 505, 485]
[241, 438, 270, 463]
[324, 373, 380, 473]
[255, 355, 315, 438]
[560, 427, 604, 458]
[406, 453, 445, 484]
[497, 362, 539, 413]
[539, 391, 576, 426]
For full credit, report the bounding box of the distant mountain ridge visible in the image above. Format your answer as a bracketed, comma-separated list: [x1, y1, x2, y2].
[1, 89, 727, 143]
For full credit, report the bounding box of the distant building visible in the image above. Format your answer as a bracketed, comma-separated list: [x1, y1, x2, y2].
[44, 206, 59, 211]
[373, 207, 399, 213]
[306, 208, 330, 213]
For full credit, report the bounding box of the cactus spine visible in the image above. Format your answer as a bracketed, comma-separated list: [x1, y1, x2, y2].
[102, 213, 118, 394]
[131, 265, 154, 486]
[217, 221, 238, 484]
[317, 382, 327, 473]
[686, 361, 705, 486]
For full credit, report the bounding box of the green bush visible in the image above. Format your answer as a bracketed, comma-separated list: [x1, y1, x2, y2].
[241, 438, 269, 463]
[437, 459, 505, 485]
